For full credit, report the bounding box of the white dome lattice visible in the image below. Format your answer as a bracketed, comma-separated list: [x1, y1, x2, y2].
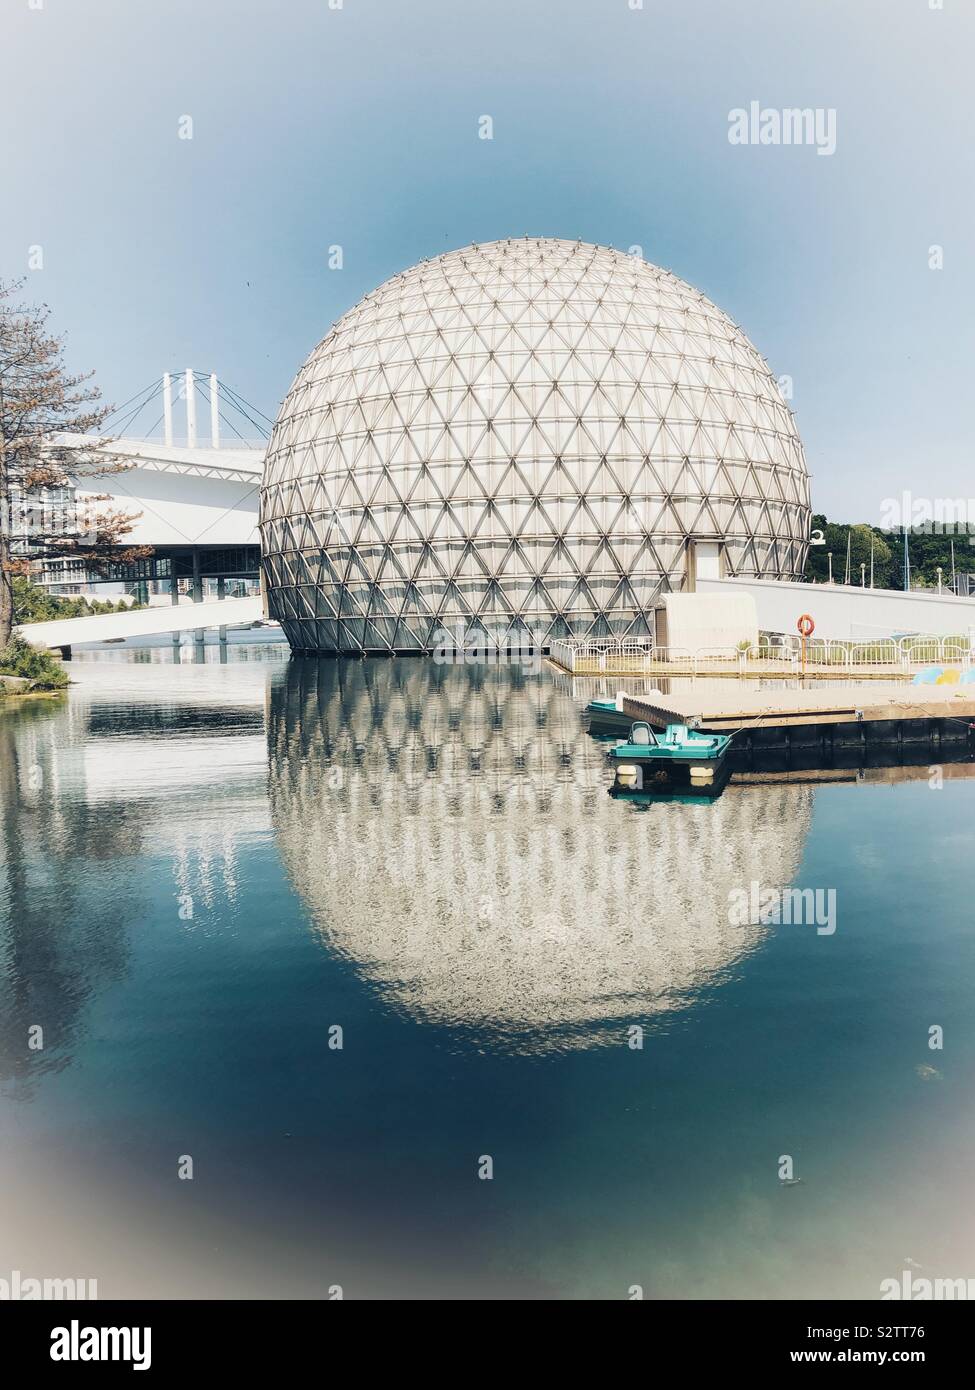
[261, 238, 811, 653]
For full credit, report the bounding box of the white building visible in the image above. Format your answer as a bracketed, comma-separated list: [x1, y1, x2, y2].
[34, 373, 266, 601]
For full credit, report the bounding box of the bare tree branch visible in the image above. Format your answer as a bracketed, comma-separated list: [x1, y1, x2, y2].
[1, 279, 148, 641]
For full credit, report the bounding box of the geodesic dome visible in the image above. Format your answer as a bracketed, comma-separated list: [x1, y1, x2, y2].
[260, 238, 811, 653]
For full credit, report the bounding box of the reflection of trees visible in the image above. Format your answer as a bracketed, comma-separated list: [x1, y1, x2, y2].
[0, 699, 141, 1092]
[269, 659, 815, 1055]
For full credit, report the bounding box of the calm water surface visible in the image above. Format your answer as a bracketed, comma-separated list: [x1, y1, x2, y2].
[1, 649, 973, 1298]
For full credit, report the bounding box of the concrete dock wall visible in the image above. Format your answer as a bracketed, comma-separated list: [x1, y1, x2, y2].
[698, 576, 975, 641]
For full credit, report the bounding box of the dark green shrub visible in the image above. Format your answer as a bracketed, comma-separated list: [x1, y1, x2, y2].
[0, 635, 70, 690]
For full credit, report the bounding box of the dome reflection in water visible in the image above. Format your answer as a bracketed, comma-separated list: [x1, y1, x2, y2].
[269, 659, 813, 1054]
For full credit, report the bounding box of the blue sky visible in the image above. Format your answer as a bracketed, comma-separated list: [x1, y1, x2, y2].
[3, 0, 972, 517]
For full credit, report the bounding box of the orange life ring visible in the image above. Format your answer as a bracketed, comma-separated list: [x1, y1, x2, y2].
[797, 613, 815, 637]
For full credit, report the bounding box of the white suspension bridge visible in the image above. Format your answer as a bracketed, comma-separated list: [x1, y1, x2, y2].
[17, 370, 275, 654]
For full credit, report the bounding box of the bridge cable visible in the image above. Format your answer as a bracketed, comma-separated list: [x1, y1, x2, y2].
[104, 382, 163, 436]
[214, 407, 251, 445]
[182, 375, 271, 442]
[112, 391, 165, 438]
[102, 378, 161, 424]
[217, 380, 276, 434]
[218, 379, 276, 425]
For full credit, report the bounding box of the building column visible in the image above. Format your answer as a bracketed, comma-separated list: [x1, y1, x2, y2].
[192, 550, 205, 643]
[163, 372, 174, 446]
[185, 368, 196, 448]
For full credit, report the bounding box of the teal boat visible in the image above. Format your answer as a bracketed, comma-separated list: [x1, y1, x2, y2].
[583, 696, 634, 735]
[610, 721, 733, 791]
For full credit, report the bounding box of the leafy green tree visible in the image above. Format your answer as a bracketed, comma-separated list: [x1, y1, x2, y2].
[11, 575, 143, 624]
[0, 634, 69, 690]
[805, 516, 895, 587]
[806, 514, 972, 591]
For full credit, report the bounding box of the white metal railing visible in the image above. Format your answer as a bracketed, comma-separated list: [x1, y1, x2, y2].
[549, 632, 974, 676]
[690, 646, 740, 663]
[794, 635, 970, 670]
[797, 637, 902, 668]
[897, 636, 968, 667]
[645, 646, 693, 669]
[548, 638, 579, 673]
[741, 643, 799, 668]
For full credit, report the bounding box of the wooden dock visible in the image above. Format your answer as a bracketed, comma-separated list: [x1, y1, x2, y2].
[621, 684, 975, 749]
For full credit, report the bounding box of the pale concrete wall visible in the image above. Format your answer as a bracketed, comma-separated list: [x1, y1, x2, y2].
[658, 592, 758, 650]
[698, 576, 975, 640]
[79, 467, 259, 547]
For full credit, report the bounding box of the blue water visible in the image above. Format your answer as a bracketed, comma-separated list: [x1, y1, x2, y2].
[1, 651, 973, 1298]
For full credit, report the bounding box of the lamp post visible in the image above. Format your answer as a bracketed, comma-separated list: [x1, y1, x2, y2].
[860, 562, 866, 588]
[937, 566, 943, 595]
